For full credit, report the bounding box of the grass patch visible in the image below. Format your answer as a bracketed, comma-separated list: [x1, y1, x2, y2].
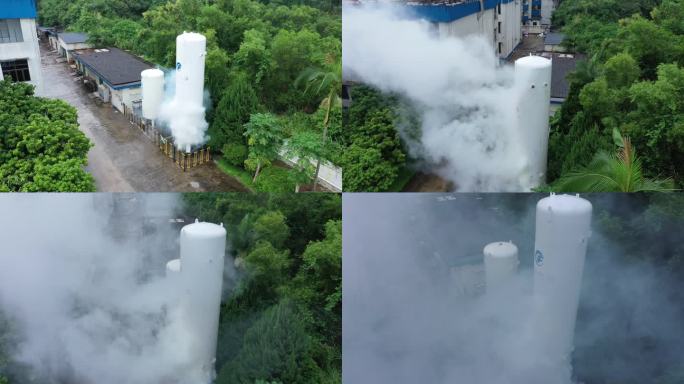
[385, 166, 415, 192]
[216, 158, 297, 193]
[216, 158, 255, 191]
[254, 166, 297, 193]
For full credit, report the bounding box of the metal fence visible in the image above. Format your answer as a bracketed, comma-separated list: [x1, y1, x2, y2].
[122, 103, 211, 171]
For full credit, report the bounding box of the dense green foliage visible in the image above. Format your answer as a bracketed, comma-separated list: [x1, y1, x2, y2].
[342, 85, 410, 191]
[0, 80, 95, 192]
[213, 73, 261, 167]
[244, 113, 285, 181]
[183, 193, 342, 383]
[38, 0, 341, 191]
[549, 0, 684, 188]
[551, 128, 674, 191]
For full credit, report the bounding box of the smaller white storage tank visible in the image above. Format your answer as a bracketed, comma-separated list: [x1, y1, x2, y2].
[141, 68, 165, 120]
[515, 55, 552, 190]
[166, 258, 181, 277]
[483, 241, 519, 291]
[179, 220, 226, 382]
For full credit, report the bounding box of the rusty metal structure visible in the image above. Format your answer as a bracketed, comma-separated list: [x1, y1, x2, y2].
[122, 103, 211, 171]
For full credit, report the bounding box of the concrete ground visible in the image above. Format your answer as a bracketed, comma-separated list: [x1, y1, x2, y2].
[507, 33, 546, 62]
[40, 44, 249, 192]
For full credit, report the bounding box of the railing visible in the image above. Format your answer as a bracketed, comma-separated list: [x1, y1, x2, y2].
[122, 104, 212, 171]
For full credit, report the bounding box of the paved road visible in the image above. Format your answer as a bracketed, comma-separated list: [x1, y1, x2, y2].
[40, 45, 249, 192]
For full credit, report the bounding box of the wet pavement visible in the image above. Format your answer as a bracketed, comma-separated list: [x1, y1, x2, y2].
[40, 44, 249, 192]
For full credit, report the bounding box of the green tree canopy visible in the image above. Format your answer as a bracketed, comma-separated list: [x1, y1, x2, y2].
[0, 80, 95, 192]
[244, 113, 285, 182]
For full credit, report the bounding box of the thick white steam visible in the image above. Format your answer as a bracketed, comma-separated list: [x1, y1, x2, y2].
[0, 194, 216, 384]
[343, 5, 530, 191]
[342, 193, 684, 384]
[157, 71, 210, 151]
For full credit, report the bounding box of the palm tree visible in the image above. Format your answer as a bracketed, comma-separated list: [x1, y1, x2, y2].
[295, 59, 341, 191]
[552, 128, 675, 192]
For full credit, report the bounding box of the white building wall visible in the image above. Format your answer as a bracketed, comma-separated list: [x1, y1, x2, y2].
[0, 18, 43, 95]
[435, 2, 521, 59]
[48, 35, 58, 50]
[503, 0, 522, 56]
[58, 40, 91, 61]
[115, 87, 142, 112]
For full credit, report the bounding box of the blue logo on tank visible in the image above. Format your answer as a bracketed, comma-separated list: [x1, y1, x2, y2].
[176, 62, 182, 70]
[535, 250, 544, 266]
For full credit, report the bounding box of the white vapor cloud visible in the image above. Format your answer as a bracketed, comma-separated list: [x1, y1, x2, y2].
[343, 5, 531, 191]
[0, 194, 218, 384]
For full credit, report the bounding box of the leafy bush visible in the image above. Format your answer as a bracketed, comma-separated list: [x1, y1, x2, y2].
[0, 80, 95, 192]
[222, 143, 249, 167]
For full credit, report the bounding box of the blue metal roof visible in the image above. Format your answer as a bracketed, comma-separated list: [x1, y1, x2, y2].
[406, 0, 516, 23]
[1, 0, 37, 19]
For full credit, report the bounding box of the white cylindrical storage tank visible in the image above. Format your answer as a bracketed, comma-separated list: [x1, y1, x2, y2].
[175, 32, 206, 111]
[483, 241, 519, 291]
[515, 55, 552, 190]
[141, 68, 165, 120]
[179, 221, 226, 381]
[532, 194, 592, 378]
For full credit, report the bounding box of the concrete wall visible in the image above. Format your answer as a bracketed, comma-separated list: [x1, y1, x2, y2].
[48, 35, 58, 50]
[112, 87, 142, 114]
[278, 147, 343, 192]
[544, 43, 566, 53]
[0, 18, 43, 94]
[435, 1, 521, 58]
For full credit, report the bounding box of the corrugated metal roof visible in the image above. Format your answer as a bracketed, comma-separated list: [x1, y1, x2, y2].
[551, 54, 578, 100]
[58, 32, 89, 44]
[0, 0, 37, 19]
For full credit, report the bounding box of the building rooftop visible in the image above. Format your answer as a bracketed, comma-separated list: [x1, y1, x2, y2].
[406, 0, 516, 23]
[549, 53, 581, 100]
[73, 48, 155, 88]
[1, 0, 37, 19]
[58, 32, 89, 44]
[544, 32, 565, 46]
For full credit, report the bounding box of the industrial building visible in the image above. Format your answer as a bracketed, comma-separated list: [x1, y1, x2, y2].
[0, 0, 44, 94]
[57, 32, 91, 62]
[406, 0, 522, 59]
[521, 0, 556, 31]
[72, 47, 155, 113]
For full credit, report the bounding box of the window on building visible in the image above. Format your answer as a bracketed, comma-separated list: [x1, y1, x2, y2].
[498, 42, 503, 55]
[497, 4, 501, 14]
[0, 20, 24, 44]
[1, 59, 31, 82]
[498, 22, 502, 34]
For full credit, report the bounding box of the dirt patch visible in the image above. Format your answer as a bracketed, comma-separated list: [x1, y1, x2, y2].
[402, 172, 454, 192]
